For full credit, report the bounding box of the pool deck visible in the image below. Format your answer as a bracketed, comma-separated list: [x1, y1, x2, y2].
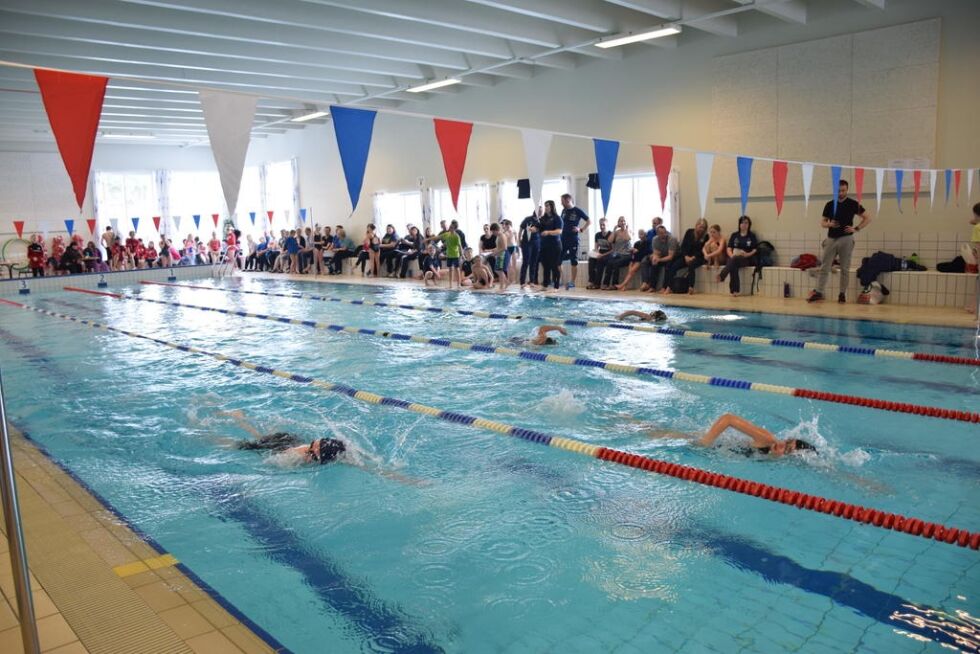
[0, 425, 279, 654]
[244, 271, 979, 329]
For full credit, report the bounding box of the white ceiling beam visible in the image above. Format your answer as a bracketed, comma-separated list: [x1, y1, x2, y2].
[0, 34, 401, 89]
[463, 0, 614, 32]
[852, 0, 886, 7]
[480, 64, 535, 80]
[604, 0, 738, 37]
[507, 44, 579, 70]
[0, 0, 471, 70]
[601, 0, 682, 16]
[0, 11, 426, 79]
[732, 0, 807, 24]
[116, 0, 520, 60]
[455, 73, 498, 88]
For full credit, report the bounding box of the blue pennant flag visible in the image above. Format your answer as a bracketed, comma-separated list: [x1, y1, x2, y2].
[736, 156, 753, 215]
[831, 165, 842, 216]
[330, 105, 377, 213]
[64, 219, 74, 236]
[193, 214, 201, 229]
[944, 169, 952, 206]
[249, 211, 256, 225]
[894, 170, 904, 213]
[131, 217, 139, 232]
[593, 138, 619, 216]
[300, 208, 307, 223]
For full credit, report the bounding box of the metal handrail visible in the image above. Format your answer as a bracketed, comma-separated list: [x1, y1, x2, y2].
[0, 368, 40, 654]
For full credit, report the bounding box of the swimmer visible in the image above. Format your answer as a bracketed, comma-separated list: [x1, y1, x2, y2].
[616, 309, 667, 323]
[647, 413, 815, 458]
[509, 325, 567, 347]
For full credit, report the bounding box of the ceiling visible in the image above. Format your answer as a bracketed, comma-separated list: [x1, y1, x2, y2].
[0, 0, 889, 146]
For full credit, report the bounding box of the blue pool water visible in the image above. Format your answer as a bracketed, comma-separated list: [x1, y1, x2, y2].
[0, 279, 977, 653]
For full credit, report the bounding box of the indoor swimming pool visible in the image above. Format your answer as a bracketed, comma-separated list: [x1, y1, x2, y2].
[0, 279, 977, 653]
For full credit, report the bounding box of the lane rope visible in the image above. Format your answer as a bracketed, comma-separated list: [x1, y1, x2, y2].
[72, 287, 980, 424]
[142, 281, 980, 368]
[3, 295, 977, 550]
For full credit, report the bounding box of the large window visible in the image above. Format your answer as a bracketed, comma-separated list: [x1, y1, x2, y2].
[93, 172, 159, 242]
[431, 184, 490, 241]
[374, 191, 422, 238]
[169, 171, 223, 239]
[265, 160, 296, 231]
[236, 166, 263, 238]
[499, 178, 570, 222]
[587, 173, 674, 241]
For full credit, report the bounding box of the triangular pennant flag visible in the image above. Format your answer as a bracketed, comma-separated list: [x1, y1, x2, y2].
[736, 156, 753, 215]
[433, 118, 473, 211]
[199, 90, 257, 217]
[330, 105, 377, 213]
[912, 170, 921, 212]
[895, 170, 905, 213]
[34, 69, 108, 210]
[520, 129, 553, 209]
[592, 138, 620, 216]
[132, 217, 139, 232]
[65, 219, 74, 236]
[801, 164, 814, 213]
[172, 216, 181, 231]
[854, 167, 865, 205]
[874, 168, 885, 213]
[968, 169, 975, 201]
[267, 210, 274, 225]
[193, 214, 201, 229]
[954, 169, 962, 205]
[109, 218, 119, 233]
[212, 213, 220, 227]
[13, 221, 24, 238]
[153, 216, 161, 232]
[695, 152, 714, 219]
[650, 145, 673, 211]
[300, 208, 307, 223]
[249, 211, 256, 225]
[284, 209, 291, 224]
[944, 169, 952, 206]
[928, 170, 937, 210]
[86, 218, 96, 234]
[772, 161, 788, 216]
[831, 165, 842, 215]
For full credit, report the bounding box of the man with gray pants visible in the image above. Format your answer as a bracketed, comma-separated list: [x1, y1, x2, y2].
[807, 179, 871, 303]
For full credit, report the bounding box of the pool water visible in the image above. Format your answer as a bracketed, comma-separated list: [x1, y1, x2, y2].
[1, 279, 977, 653]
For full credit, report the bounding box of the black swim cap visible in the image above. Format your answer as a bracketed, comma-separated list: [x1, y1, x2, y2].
[311, 438, 346, 464]
[793, 439, 816, 452]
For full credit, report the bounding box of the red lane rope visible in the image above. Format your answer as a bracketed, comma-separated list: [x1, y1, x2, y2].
[595, 448, 980, 550]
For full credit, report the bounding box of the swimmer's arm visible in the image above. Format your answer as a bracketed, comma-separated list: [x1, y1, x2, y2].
[346, 459, 429, 486]
[537, 325, 567, 337]
[616, 310, 648, 321]
[697, 413, 775, 448]
[215, 409, 265, 440]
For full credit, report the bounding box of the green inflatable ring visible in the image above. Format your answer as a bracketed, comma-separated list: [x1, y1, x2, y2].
[1, 238, 31, 272]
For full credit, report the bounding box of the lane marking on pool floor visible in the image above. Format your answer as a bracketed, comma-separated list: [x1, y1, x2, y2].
[113, 553, 180, 578]
[74, 287, 980, 425]
[4, 295, 977, 550]
[141, 280, 980, 368]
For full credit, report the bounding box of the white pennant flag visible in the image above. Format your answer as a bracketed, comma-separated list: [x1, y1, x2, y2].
[199, 90, 257, 219]
[695, 152, 714, 218]
[969, 169, 976, 201]
[928, 169, 937, 210]
[801, 163, 814, 213]
[520, 129, 553, 209]
[109, 218, 119, 234]
[874, 168, 885, 213]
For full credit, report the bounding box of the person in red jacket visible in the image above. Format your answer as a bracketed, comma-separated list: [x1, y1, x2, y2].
[27, 234, 46, 277]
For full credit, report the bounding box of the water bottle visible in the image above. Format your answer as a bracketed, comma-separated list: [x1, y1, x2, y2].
[901, 257, 908, 271]
[783, 282, 791, 298]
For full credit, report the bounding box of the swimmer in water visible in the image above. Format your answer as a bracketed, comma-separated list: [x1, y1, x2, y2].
[509, 325, 567, 347]
[616, 309, 667, 323]
[647, 413, 815, 458]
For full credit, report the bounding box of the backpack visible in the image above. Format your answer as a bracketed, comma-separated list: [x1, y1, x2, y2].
[791, 253, 819, 270]
[756, 241, 775, 267]
[858, 281, 889, 305]
[670, 275, 690, 294]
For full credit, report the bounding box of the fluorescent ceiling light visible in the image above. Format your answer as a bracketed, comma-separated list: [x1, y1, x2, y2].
[291, 110, 329, 123]
[101, 132, 156, 140]
[406, 78, 461, 93]
[595, 25, 681, 48]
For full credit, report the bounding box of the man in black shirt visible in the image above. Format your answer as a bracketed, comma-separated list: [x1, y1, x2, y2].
[807, 179, 871, 303]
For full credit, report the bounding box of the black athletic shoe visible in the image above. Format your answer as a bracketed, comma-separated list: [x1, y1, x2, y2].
[838, 293, 846, 304]
[806, 291, 824, 303]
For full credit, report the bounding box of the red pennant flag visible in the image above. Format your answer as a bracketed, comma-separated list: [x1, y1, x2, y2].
[771, 161, 788, 216]
[34, 69, 108, 210]
[854, 167, 864, 205]
[267, 210, 274, 224]
[912, 170, 922, 212]
[433, 118, 473, 210]
[650, 145, 673, 211]
[153, 216, 161, 232]
[954, 170, 962, 205]
[212, 213, 220, 227]
[13, 220, 25, 238]
[86, 218, 96, 234]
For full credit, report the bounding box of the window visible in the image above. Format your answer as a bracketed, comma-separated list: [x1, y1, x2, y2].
[431, 184, 490, 242]
[499, 178, 570, 222]
[169, 171, 223, 240]
[265, 160, 296, 230]
[235, 166, 262, 239]
[587, 173, 674, 242]
[94, 172, 159, 242]
[374, 191, 422, 237]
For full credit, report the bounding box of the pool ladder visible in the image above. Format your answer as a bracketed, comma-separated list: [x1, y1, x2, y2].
[0, 368, 41, 654]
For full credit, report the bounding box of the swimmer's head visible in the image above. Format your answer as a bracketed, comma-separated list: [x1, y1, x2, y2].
[651, 310, 667, 322]
[542, 337, 557, 346]
[764, 438, 816, 457]
[307, 437, 346, 464]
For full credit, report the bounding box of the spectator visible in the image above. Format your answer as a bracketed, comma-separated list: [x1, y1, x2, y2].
[665, 218, 709, 294]
[559, 193, 590, 289]
[808, 179, 871, 304]
[587, 217, 613, 289]
[639, 225, 678, 292]
[716, 216, 758, 297]
[519, 207, 541, 288]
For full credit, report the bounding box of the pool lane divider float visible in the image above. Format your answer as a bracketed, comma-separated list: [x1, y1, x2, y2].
[141, 281, 980, 368]
[3, 296, 978, 551]
[71, 287, 980, 425]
